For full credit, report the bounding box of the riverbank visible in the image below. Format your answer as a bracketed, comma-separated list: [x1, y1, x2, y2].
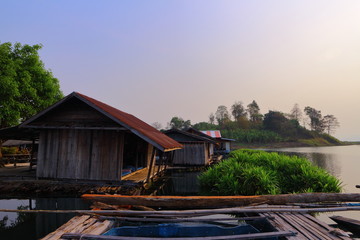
[232, 140, 360, 149]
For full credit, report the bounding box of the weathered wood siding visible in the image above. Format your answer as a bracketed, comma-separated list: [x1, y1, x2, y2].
[172, 142, 208, 166]
[29, 97, 119, 128]
[37, 129, 124, 181]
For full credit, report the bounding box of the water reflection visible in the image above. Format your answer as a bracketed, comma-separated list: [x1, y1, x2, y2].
[0, 198, 90, 240]
[158, 170, 201, 196]
[274, 151, 341, 178]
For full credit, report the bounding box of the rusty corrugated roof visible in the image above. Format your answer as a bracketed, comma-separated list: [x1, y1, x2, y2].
[21, 92, 182, 152]
[76, 92, 182, 151]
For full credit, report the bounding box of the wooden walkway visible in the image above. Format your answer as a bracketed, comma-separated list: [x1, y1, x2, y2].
[261, 212, 351, 240]
[122, 166, 166, 183]
[41, 215, 114, 240]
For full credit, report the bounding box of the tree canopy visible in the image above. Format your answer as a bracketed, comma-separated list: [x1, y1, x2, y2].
[0, 42, 63, 128]
[168, 116, 191, 129]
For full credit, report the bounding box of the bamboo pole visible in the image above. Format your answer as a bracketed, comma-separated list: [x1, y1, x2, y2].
[82, 193, 360, 209]
[2, 205, 360, 215]
[97, 216, 271, 222]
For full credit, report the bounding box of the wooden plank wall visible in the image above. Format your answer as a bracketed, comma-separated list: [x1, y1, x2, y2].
[30, 98, 119, 128]
[172, 143, 206, 165]
[37, 129, 124, 181]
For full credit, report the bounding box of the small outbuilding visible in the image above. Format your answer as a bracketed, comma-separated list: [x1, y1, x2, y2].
[19, 92, 182, 182]
[200, 130, 235, 154]
[186, 128, 235, 154]
[164, 128, 216, 166]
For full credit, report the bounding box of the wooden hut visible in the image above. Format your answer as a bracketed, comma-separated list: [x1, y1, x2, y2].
[164, 129, 216, 166]
[187, 128, 235, 154]
[19, 92, 182, 182]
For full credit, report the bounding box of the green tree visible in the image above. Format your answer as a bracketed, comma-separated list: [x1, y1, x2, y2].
[322, 115, 340, 135]
[0, 42, 63, 128]
[192, 122, 218, 131]
[215, 105, 230, 126]
[304, 106, 323, 132]
[247, 100, 262, 122]
[169, 116, 191, 129]
[231, 101, 247, 121]
[263, 111, 298, 137]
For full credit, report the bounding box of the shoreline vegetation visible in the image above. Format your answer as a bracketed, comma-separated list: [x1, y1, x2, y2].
[233, 139, 360, 149]
[199, 149, 342, 196]
[167, 101, 353, 148]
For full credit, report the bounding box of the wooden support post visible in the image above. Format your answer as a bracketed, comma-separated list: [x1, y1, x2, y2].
[146, 148, 156, 183]
[29, 138, 35, 170]
[156, 151, 163, 175]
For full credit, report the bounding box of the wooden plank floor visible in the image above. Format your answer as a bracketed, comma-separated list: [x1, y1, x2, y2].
[261, 212, 352, 240]
[121, 168, 149, 182]
[41, 215, 114, 240]
[122, 166, 166, 183]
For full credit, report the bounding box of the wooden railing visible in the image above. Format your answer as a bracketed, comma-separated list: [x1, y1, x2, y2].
[2, 154, 31, 168]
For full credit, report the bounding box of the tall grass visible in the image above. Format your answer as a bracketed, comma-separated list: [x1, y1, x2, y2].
[199, 149, 342, 195]
[221, 129, 283, 143]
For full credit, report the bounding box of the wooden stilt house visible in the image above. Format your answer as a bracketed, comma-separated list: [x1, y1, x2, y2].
[19, 92, 182, 182]
[164, 129, 216, 166]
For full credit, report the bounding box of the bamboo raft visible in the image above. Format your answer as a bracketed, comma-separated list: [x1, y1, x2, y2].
[18, 193, 360, 239]
[41, 215, 114, 240]
[38, 205, 354, 240]
[262, 212, 351, 240]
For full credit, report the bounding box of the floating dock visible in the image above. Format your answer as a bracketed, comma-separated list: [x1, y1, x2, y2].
[41, 215, 114, 240]
[40, 206, 352, 239]
[262, 212, 351, 239]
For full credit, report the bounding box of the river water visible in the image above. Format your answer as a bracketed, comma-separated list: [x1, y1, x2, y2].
[266, 145, 360, 224]
[0, 198, 90, 240]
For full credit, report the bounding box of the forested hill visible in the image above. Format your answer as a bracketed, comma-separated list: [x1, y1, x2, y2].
[163, 101, 342, 147]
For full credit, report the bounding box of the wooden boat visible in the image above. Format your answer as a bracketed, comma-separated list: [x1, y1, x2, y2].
[330, 215, 360, 235]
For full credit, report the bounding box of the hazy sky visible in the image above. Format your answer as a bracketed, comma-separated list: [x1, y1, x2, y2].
[2, 1, 360, 140]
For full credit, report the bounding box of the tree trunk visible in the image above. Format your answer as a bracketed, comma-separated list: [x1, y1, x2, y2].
[82, 193, 360, 209]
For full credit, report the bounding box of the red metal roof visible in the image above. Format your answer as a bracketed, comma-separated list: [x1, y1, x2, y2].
[22, 92, 182, 152]
[201, 130, 222, 138]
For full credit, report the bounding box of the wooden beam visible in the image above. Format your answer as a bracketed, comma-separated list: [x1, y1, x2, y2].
[24, 126, 127, 131]
[81, 193, 360, 209]
[61, 231, 296, 240]
[98, 216, 270, 222]
[145, 148, 156, 183]
[3, 205, 360, 215]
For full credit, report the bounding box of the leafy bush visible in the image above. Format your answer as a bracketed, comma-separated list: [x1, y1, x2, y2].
[1, 147, 18, 155]
[199, 149, 342, 195]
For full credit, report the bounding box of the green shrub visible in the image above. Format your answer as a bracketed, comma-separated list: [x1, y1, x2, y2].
[1, 147, 18, 155]
[199, 149, 342, 195]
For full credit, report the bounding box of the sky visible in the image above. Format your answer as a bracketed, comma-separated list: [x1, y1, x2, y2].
[1, 1, 360, 141]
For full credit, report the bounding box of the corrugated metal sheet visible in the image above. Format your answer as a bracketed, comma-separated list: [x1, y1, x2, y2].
[77, 92, 182, 151]
[21, 92, 182, 152]
[201, 130, 222, 138]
